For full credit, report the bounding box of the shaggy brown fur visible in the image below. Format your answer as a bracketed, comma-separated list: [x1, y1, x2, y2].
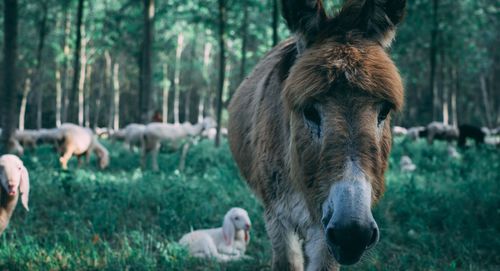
[229, 0, 405, 270]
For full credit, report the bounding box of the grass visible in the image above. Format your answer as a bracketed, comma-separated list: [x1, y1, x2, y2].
[0, 138, 499, 270]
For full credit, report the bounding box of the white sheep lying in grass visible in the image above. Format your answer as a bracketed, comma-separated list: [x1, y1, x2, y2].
[58, 123, 109, 170]
[179, 207, 251, 262]
[0, 154, 29, 235]
[142, 117, 215, 170]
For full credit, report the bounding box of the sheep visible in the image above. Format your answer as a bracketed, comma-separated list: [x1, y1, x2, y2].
[392, 126, 408, 137]
[399, 155, 416, 172]
[117, 123, 146, 151]
[36, 128, 64, 147]
[141, 117, 215, 171]
[406, 126, 427, 141]
[426, 122, 459, 144]
[0, 154, 29, 235]
[58, 123, 109, 170]
[201, 127, 228, 140]
[179, 207, 251, 262]
[13, 129, 39, 149]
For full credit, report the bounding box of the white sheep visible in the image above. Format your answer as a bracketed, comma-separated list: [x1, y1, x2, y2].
[406, 126, 426, 141]
[201, 127, 229, 140]
[179, 207, 251, 262]
[400, 155, 416, 172]
[426, 122, 459, 144]
[13, 129, 40, 149]
[58, 123, 109, 170]
[392, 126, 408, 137]
[142, 117, 215, 170]
[0, 154, 30, 235]
[120, 123, 146, 151]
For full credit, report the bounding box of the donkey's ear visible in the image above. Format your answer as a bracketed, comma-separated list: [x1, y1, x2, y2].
[281, 0, 327, 48]
[336, 0, 407, 48]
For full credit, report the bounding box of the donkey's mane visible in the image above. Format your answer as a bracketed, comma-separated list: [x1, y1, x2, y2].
[283, 39, 404, 111]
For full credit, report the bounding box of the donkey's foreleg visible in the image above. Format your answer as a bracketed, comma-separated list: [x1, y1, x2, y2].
[265, 212, 305, 271]
[305, 226, 339, 271]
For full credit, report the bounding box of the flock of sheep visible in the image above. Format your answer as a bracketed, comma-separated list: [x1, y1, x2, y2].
[0, 117, 253, 261]
[0, 119, 498, 261]
[393, 121, 500, 172]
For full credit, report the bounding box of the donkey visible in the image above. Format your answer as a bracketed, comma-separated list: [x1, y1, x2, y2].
[228, 0, 406, 270]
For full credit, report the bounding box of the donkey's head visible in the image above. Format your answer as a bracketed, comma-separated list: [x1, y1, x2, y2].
[282, 0, 405, 265]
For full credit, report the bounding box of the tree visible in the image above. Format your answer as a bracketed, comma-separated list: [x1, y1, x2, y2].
[215, 0, 226, 147]
[138, 0, 155, 123]
[1, 0, 18, 153]
[69, 0, 85, 123]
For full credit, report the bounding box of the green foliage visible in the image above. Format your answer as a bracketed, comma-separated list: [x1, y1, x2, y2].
[1, 139, 499, 270]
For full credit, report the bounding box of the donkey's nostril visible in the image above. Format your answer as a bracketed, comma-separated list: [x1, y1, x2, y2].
[366, 227, 379, 249]
[326, 226, 338, 246]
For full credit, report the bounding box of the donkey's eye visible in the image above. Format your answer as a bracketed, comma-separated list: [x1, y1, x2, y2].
[303, 105, 322, 138]
[377, 102, 392, 126]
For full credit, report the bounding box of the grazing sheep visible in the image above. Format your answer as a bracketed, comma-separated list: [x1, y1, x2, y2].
[201, 127, 228, 140]
[14, 129, 39, 149]
[426, 122, 459, 144]
[58, 123, 109, 170]
[36, 128, 64, 147]
[392, 126, 407, 137]
[458, 124, 486, 147]
[0, 154, 29, 235]
[406, 126, 427, 141]
[179, 208, 251, 262]
[118, 123, 146, 151]
[399, 155, 416, 172]
[142, 117, 214, 170]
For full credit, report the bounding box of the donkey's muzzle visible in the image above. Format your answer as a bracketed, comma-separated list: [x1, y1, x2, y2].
[325, 219, 379, 265]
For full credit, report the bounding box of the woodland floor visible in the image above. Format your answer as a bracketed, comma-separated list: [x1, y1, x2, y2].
[0, 138, 499, 270]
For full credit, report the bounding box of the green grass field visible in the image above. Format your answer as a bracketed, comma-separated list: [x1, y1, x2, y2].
[0, 138, 499, 270]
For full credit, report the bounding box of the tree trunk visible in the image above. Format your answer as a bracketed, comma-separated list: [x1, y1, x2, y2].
[92, 60, 103, 129]
[112, 62, 120, 130]
[162, 64, 170, 123]
[84, 64, 92, 127]
[18, 69, 32, 131]
[55, 67, 62, 127]
[215, 0, 226, 147]
[450, 66, 458, 128]
[271, 0, 279, 46]
[1, 0, 18, 154]
[69, 0, 85, 123]
[480, 75, 493, 128]
[35, 2, 48, 129]
[104, 51, 112, 128]
[77, 29, 87, 126]
[173, 33, 184, 124]
[199, 42, 212, 122]
[61, 6, 71, 123]
[430, 0, 438, 121]
[239, 0, 249, 83]
[440, 52, 448, 125]
[138, 0, 155, 123]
